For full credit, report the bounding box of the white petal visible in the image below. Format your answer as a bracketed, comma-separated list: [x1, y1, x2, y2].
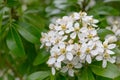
[108, 44, 116, 49]
[97, 47, 104, 53]
[52, 67, 56, 75]
[47, 58, 56, 65]
[93, 19, 99, 23]
[80, 53, 86, 60]
[55, 62, 61, 68]
[70, 32, 76, 39]
[68, 69, 74, 77]
[91, 50, 98, 56]
[91, 30, 97, 36]
[106, 50, 115, 54]
[66, 45, 73, 51]
[66, 53, 73, 61]
[116, 30, 120, 36]
[96, 41, 103, 47]
[93, 37, 99, 41]
[81, 43, 87, 53]
[74, 22, 79, 27]
[59, 31, 64, 35]
[57, 55, 65, 62]
[102, 59, 107, 68]
[46, 42, 51, 46]
[96, 55, 103, 61]
[108, 57, 116, 63]
[74, 63, 82, 68]
[61, 66, 68, 73]
[62, 35, 68, 41]
[55, 26, 61, 30]
[86, 55, 92, 64]
[59, 42, 65, 49]
[72, 57, 79, 65]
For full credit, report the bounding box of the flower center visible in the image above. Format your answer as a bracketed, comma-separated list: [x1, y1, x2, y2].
[77, 52, 81, 56]
[103, 43, 108, 48]
[88, 34, 93, 39]
[103, 52, 109, 59]
[67, 63, 73, 69]
[54, 53, 58, 58]
[87, 26, 93, 30]
[75, 27, 80, 32]
[86, 48, 90, 54]
[60, 48, 66, 54]
[55, 39, 59, 44]
[61, 25, 66, 30]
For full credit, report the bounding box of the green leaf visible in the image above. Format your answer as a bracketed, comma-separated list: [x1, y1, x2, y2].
[104, 0, 120, 3]
[90, 62, 120, 79]
[27, 71, 50, 80]
[79, 67, 95, 80]
[89, 6, 119, 16]
[97, 29, 114, 41]
[112, 47, 120, 55]
[0, 13, 2, 32]
[6, 27, 25, 57]
[15, 22, 40, 43]
[7, 0, 19, 8]
[114, 76, 120, 80]
[33, 52, 49, 66]
[96, 76, 112, 80]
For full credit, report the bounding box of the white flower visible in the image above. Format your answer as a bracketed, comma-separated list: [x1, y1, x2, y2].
[40, 11, 117, 76]
[96, 40, 116, 68]
[70, 22, 81, 39]
[80, 42, 94, 64]
[82, 16, 99, 27]
[102, 40, 116, 54]
[80, 26, 99, 42]
[61, 58, 82, 77]
[52, 67, 56, 75]
[47, 45, 62, 69]
[58, 42, 74, 61]
[96, 51, 116, 68]
[105, 35, 117, 43]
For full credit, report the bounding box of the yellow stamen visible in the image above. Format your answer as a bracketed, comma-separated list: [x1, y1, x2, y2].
[61, 25, 66, 30]
[60, 48, 66, 54]
[67, 63, 73, 69]
[88, 34, 93, 39]
[86, 48, 90, 54]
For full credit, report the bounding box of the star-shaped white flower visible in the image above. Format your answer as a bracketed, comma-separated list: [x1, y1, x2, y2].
[61, 57, 82, 77]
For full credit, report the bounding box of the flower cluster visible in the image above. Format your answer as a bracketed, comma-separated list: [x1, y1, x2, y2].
[40, 11, 116, 77]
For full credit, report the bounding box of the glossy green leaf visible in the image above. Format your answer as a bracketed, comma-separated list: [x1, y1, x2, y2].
[89, 6, 119, 16]
[33, 52, 49, 66]
[0, 13, 2, 32]
[15, 22, 40, 43]
[90, 62, 120, 79]
[27, 71, 50, 80]
[7, 0, 19, 8]
[114, 76, 120, 80]
[96, 76, 112, 80]
[104, 0, 120, 3]
[97, 29, 114, 41]
[112, 47, 120, 55]
[6, 27, 25, 57]
[79, 67, 95, 80]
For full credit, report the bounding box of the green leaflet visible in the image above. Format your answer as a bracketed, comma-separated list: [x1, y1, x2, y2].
[27, 71, 50, 80]
[6, 27, 25, 57]
[79, 67, 95, 80]
[15, 22, 40, 44]
[97, 29, 114, 41]
[90, 62, 120, 79]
